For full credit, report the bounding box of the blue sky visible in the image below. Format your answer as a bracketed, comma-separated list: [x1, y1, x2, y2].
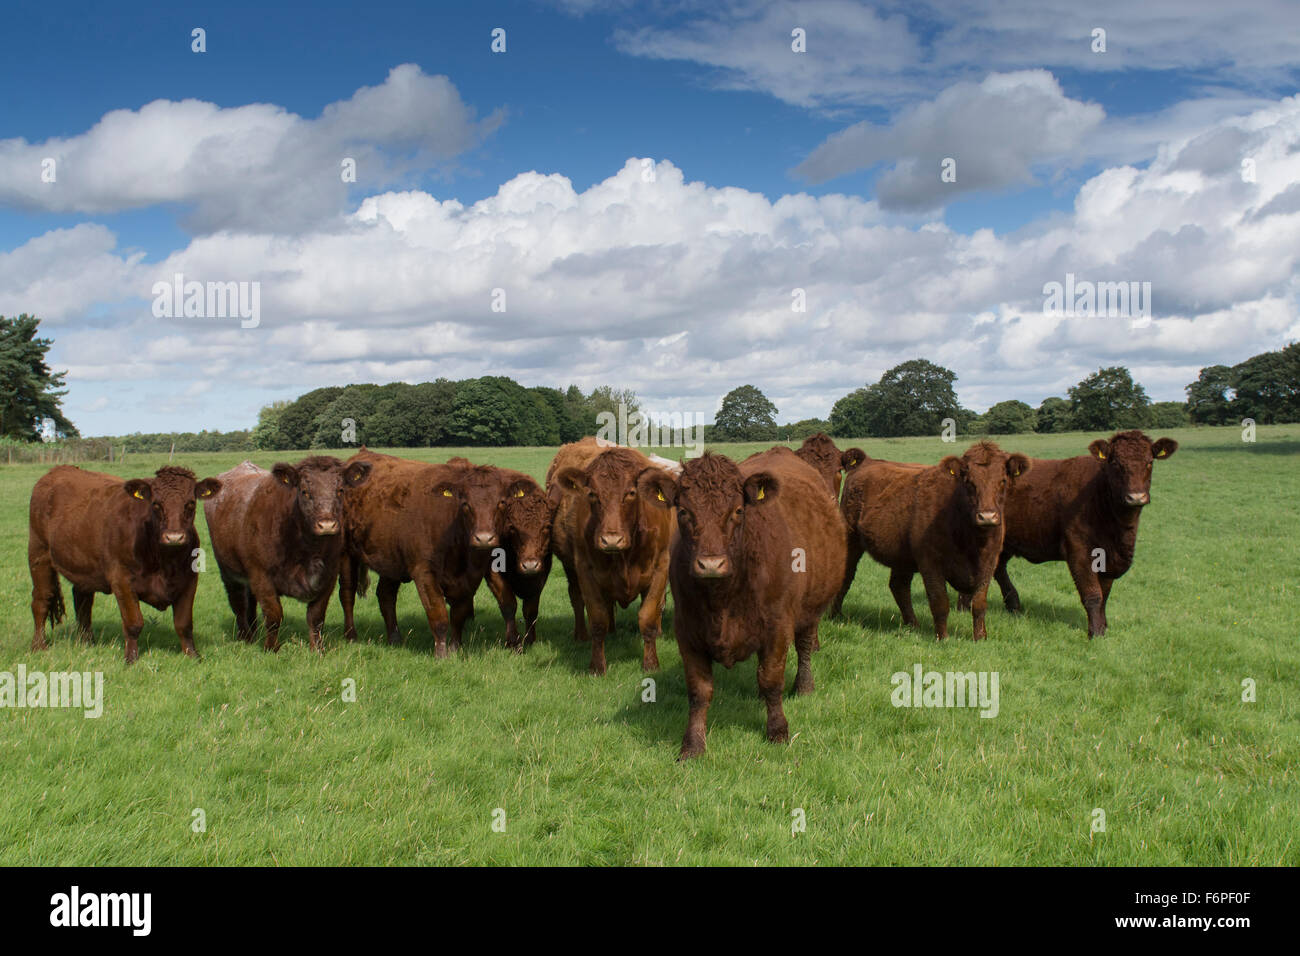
[2, 0, 1298, 433]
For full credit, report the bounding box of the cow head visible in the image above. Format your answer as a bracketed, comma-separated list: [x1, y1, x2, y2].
[502, 476, 556, 575]
[434, 459, 512, 551]
[273, 456, 371, 536]
[939, 441, 1031, 528]
[639, 453, 777, 580]
[795, 432, 858, 496]
[124, 466, 222, 548]
[552, 448, 649, 554]
[1089, 430, 1178, 508]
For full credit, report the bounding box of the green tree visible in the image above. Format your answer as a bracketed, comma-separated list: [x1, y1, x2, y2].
[784, 418, 832, 441]
[712, 384, 779, 441]
[251, 400, 291, 449]
[1149, 401, 1190, 429]
[1067, 367, 1151, 431]
[865, 359, 960, 437]
[1230, 343, 1300, 424]
[276, 387, 343, 449]
[829, 388, 873, 438]
[983, 400, 1037, 434]
[1035, 396, 1072, 433]
[1184, 364, 1234, 425]
[0, 314, 78, 440]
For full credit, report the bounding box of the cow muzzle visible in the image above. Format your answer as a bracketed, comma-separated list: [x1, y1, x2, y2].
[519, 557, 543, 575]
[1124, 492, 1150, 507]
[314, 519, 340, 536]
[597, 532, 628, 552]
[692, 554, 731, 578]
[471, 531, 499, 549]
[974, 511, 1000, 527]
[160, 531, 188, 547]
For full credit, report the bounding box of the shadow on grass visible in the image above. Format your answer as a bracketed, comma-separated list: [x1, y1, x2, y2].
[1185, 440, 1300, 456]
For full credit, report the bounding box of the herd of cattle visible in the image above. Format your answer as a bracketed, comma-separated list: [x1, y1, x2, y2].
[26, 430, 1177, 757]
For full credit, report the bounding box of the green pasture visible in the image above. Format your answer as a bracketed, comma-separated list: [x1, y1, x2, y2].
[0, 426, 1295, 864]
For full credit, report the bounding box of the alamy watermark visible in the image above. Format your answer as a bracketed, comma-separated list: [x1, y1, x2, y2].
[152, 272, 260, 328]
[1, 666, 103, 718]
[891, 664, 999, 718]
[596, 402, 704, 458]
[1043, 272, 1150, 329]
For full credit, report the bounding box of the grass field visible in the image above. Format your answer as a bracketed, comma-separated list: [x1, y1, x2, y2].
[1, 425, 1296, 865]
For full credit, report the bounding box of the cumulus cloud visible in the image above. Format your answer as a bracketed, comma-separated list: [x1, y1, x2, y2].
[795, 71, 1105, 206]
[5, 95, 1300, 431]
[0, 65, 502, 233]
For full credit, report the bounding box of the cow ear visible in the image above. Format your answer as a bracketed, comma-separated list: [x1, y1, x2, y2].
[743, 472, 779, 506]
[553, 467, 588, 495]
[194, 478, 222, 500]
[939, 455, 963, 478]
[636, 467, 677, 509]
[344, 461, 372, 486]
[506, 477, 538, 500]
[124, 479, 151, 502]
[841, 448, 867, 471]
[1005, 454, 1031, 479]
[432, 480, 457, 500]
[1089, 439, 1110, 461]
[272, 463, 299, 487]
[1152, 438, 1178, 460]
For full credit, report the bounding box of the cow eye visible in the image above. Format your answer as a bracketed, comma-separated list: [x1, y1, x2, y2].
[625, 490, 636, 499]
[734, 507, 743, 517]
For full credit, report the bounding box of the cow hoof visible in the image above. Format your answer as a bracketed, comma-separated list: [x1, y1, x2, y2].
[767, 726, 790, 744]
[677, 744, 705, 761]
[182, 645, 199, 659]
[794, 678, 814, 696]
[434, 645, 448, 659]
[589, 662, 607, 676]
[344, 629, 358, 643]
[30, 639, 48, 652]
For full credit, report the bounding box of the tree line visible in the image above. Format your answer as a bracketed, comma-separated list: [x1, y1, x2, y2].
[2, 313, 1297, 452]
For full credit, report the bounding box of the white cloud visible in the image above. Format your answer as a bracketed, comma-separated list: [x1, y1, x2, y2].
[0, 65, 501, 233]
[6, 95, 1300, 432]
[796, 70, 1105, 206]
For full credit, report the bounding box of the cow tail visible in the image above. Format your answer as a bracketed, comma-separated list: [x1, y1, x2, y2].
[49, 584, 65, 625]
[353, 557, 370, 598]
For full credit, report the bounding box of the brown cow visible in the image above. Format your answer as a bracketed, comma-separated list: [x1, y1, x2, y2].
[339, 450, 549, 654]
[547, 438, 673, 675]
[205, 457, 371, 652]
[28, 465, 221, 664]
[835, 442, 1030, 641]
[973, 430, 1178, 636]
[793, 432, 865, 498]
[638, 449, 847, 758]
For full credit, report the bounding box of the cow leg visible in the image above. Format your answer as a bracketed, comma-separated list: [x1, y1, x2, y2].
[561, 559, 588, 642]
[338, 557, 358, 642]
[831, 534, 865, 618]
[409, 568, 449, 657]
[636, 590, 665, 673]
[994, 554, 1021, 612]
[109, 576, 145, 665]
[678, 644, 714, 760]
[969, 584, 989, 642]
[28, 543, 60, 651]
[448, 597, 474, 654]
[171, 574, 200, 658]
[522, 590, 541, 648]
[376, 577, 403, 645]
[72, 586, 96, 644]
[585, 594, 614, 677]
[305, 588, 331, 653]
[1099, 576, 1114, 631]
[248, 574, 284, 652]
[221, 572, 257, 642]
[757, 637, 791, 744]
[888, 566, 919, 628]
[919, 567, 950, 640]
[793, 624, 816, 695]
[1066, 548, 1106, 637]
[485, 571, 521, 651]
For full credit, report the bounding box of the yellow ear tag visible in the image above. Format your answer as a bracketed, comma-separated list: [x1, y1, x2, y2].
[442, 489, 453, 497]
[756, 486, 765, 501]
[514, 488, 525, 498]
[1098, 452, 1106, 460]
[1155, 449, 1166, 458]
[133, 489, 144, 499]
[849, 458, 857, 466]
[949, 468, 956, 476]
[656, 490, 665, 502]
